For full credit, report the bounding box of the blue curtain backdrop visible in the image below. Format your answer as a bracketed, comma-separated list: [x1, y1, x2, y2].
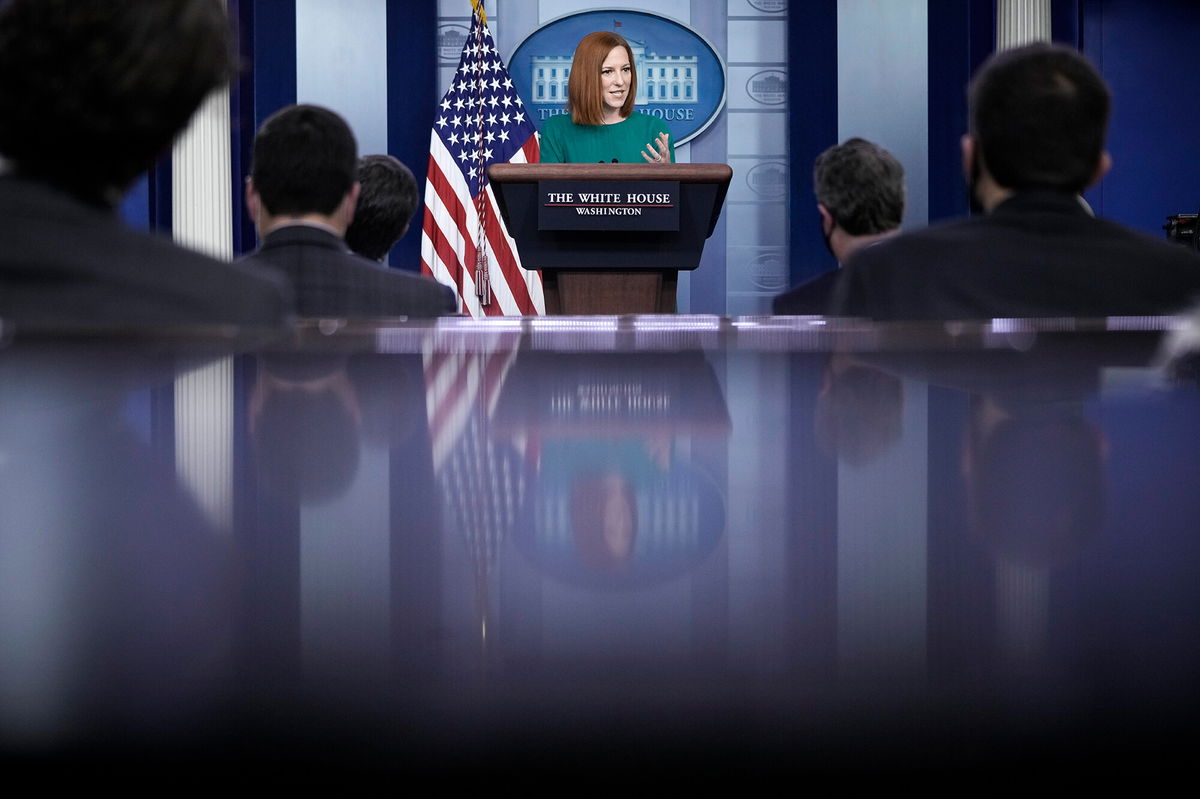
[386, 0, 438, 271]
[1081, 0, 1200, 235]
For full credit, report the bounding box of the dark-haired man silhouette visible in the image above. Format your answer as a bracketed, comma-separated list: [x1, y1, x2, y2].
[829, 43, 1200, 320]
[774, 137, 905, 314]
[345, 154, 419, 263]
[241, 105, 454, 318]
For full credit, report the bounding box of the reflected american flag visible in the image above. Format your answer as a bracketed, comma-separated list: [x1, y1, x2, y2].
[423, 337, 526, 605]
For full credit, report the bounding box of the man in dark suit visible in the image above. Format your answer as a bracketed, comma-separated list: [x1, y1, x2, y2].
[773, 138, 905, 314]
[0, 0, 292, 328]
[828, 43, 1200, 320]
[345, 154, 420, 263]
[241, 105, 455, 318]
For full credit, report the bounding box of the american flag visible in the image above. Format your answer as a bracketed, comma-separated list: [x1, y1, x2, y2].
[420, 0, 544, 317]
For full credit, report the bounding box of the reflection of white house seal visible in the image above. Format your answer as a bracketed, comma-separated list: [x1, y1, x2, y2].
[747, 70, 786, 105]
[747, 0, 788, 12]
[746, 162, 787, 199]
[438, 24, 469, 63]
[749, 250, 787, 292]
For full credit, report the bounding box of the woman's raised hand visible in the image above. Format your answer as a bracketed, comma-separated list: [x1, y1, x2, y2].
[641, 132, 671, 164]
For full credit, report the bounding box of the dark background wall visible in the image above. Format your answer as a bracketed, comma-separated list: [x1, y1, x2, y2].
[1080, 0, 1200, 236]
[786, 1, 838, 287]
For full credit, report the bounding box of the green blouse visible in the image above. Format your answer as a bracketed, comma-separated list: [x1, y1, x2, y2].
[539, 112, 675, 164]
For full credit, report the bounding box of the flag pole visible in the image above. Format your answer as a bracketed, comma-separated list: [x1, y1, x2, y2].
[471, 0, 491, 306]
[470, 0, 487, 26]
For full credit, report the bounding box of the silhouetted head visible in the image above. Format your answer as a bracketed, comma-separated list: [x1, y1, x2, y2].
[964, 398, 1105, 566]
[345, 154, 419, 262]
[814, 357, 905, 467]
[0, 0, 236, 206]
[250, 104, 358, 217]
[249, 356, 363, 505]
[968, 42, 1111, 193]
[814, 138, 905, 236]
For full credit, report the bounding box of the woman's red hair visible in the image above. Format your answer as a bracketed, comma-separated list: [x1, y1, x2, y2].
[566, 31, 637, 125]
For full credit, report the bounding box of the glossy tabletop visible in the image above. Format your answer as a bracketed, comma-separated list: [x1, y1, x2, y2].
[2, 314, 1199, 780]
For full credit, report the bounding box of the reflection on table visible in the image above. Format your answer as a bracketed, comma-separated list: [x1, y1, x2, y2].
[2, 317, 1199, 777]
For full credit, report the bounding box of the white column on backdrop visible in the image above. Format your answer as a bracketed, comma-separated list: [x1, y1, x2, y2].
[997, 0, 1051, 49]
[172, 86, 233, 261]
[174, 358, 234, 533]
[993, 0, 1053, 660]
[171, 11, 234, 534]
[835, 0, 930, 687]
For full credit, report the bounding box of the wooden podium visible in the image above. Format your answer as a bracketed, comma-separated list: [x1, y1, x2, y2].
[489, 163, 732, 315]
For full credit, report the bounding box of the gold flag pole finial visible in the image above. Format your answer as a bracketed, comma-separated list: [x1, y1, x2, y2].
[470, 0, 487, 26]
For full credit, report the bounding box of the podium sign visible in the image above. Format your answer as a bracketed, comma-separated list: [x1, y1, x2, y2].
[489, 163, 732, 314]
[538, 180, 680, 232]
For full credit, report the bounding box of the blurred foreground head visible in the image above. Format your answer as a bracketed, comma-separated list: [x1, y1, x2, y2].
[968, 42, 1111, 194]
[0, 0, 236, 206]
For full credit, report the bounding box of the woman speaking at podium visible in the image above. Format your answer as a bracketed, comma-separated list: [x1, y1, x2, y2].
[539, 31, 675, 165]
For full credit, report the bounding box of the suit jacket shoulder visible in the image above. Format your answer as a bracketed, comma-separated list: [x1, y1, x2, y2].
[0, 177, 293, 328]
[240, 225, 456, 318]
[832, 192, 1200, 320]
[773, 269, 840, 314]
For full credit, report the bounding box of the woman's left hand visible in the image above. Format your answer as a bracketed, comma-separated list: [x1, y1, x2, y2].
[641, 132, 671, 164]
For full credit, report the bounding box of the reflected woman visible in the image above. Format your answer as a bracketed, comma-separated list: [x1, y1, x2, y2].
[539, 31, 675, 165]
